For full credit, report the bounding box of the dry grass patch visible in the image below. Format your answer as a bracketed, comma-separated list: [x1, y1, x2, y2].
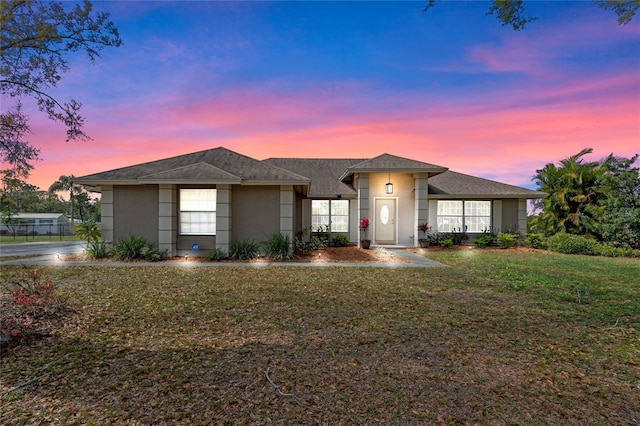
[0, 255, 638, 424]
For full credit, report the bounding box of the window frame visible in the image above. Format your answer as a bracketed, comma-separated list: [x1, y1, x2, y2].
[311, 199, 349, 233]
[179, 188, 217, 236]
[436, 200, 492, 233]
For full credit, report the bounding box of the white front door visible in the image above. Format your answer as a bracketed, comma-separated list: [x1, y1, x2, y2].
[375, 198, 396, 244]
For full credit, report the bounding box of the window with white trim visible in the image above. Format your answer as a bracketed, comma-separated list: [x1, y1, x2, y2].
[311, 200, 349, 232]
[180, 189, 216, 235]
[437, 200, 491, 233]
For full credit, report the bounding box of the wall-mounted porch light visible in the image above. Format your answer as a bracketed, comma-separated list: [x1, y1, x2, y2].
[385, 173, 393, 194]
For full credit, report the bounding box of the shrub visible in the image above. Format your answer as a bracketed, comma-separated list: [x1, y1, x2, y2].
[206, 248, 228, 261]
[332, 234, 349, 247]
[548, 233, 599, 255]
[497, 232, 519, 249]
[9, 269, 63, 318]
[75, 220, 101, 244]
[451, 228, 469, 245]
[311, 225, 330, 249]
[85, 240, 111, 259]
[294, 238, 312, 256]
[113, 235, 167, 261]
[440, 236, 453, 248]
[264, 233, 293, 261]
[229, 239, 260, 260]
[525, 233, 545, 249]
[596, 243, 637, 258]
[473, 234, 494, 248]
[1, 270, 65, 352]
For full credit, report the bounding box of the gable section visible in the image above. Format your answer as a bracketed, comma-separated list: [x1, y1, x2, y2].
[339, 153, 448, 181]
[138, 162, 241, 184]
[75, 147, 309, 185]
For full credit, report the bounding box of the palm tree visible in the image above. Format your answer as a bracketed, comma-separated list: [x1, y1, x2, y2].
[49, 175, 77, 223]
[532, 148, 607, 236]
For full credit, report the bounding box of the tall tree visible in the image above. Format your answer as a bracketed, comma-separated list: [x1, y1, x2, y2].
[0, 0, 122, 173]
[423, 0, 639, 30]
[531, 149, 640, 248]
[531, 148, 607, 236]
[595, 154, 640, 248]
[49, 175, 77, 222]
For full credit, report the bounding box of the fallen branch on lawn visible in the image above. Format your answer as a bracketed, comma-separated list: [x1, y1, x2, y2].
[606, 318, 620, 330]
[265, 366, 317, 409]
[0, 373, 50, 396]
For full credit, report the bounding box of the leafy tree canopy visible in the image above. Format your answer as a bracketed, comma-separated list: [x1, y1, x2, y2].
[424, 0, 639, 30]
[0, 0, 121, 177]
[531, 148, 640, 249]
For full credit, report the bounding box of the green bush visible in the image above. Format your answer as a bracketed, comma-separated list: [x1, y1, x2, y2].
[525, 233, 545, 249]
[85, 240, 111, 259]
[206, 248, 228, 261]
[596, 243, 637, 258]
[548, 233, 599, 255]
[229, 239, 260, 260]
[75, 220, 101, 244]
[332, 234, 349, 247]
[497, 232, 518, 249]
[113, 235, 167, 261]
[473, 234, 494, 248]
[264, 233, 293, 261]
[440, 236, 453, 248]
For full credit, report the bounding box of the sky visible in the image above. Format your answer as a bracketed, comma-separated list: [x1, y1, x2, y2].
[15, 1, 640, 192]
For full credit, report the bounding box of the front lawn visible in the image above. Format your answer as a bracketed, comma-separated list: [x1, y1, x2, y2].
[1, 251, 638, 424]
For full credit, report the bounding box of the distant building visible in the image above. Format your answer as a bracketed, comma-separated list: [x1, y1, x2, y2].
[1, 213, 71, 236]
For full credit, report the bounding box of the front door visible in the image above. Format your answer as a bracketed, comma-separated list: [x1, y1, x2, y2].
[375, 198, 396, 244]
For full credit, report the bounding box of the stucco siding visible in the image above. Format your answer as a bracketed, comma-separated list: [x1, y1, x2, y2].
[501, 199, 519, 232]
[232, 185, 280, 243]
[113, 185, 159, 244]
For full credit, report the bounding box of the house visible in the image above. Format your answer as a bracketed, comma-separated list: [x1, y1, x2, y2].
[0, 212, 70, 236]
[74, 147, 545, 256]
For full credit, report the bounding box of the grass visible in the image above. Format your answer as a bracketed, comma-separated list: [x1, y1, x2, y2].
[0, 235, 79, 244]
[0, 250, 638, 424]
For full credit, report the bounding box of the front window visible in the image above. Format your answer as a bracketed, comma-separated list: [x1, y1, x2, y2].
[180, 189, 216, 235]
[437, 200, 491, 233]
[312, 200, 349, 232]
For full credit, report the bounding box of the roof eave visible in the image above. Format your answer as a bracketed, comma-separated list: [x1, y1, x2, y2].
[429, 193, 547, 199]
[339, 167, 448, 181]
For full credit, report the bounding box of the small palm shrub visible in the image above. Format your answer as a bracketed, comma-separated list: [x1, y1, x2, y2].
[265, 233, 293, 261]
[207, 248, 228, 261]
[229, 239, 260, 260]
[75, 220, 101, 244]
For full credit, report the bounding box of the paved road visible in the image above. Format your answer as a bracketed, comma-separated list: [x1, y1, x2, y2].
[0, 241, 84, 257]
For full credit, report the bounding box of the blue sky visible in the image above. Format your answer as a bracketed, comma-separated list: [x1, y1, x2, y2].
[20, 1, 640, 191]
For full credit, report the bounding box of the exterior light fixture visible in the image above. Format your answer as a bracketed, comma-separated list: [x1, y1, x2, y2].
[385, 173, 393, 194]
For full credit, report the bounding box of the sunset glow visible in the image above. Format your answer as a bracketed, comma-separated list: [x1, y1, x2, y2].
[12, 1, 639, 193]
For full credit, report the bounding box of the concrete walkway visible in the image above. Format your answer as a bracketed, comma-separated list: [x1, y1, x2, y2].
[0, 246, 446, 268]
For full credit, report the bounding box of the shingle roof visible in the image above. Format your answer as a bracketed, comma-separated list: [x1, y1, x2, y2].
[75, 147, 544, 199]
[75, 147, 310, 184]
[339, 153, 447, 180]
[264, 158, 364, 197]
[429, 171, 545, 198]
[139, 162, 241, 183]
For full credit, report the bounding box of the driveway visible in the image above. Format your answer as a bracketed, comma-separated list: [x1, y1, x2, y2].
[0, 241, 84, 257]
